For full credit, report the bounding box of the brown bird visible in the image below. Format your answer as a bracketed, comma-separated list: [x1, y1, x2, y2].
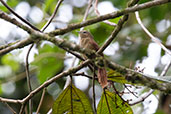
[79, 30, 108, 88]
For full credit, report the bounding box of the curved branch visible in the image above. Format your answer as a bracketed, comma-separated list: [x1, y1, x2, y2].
[41, 0, 64, 31]
[0, 11, 35, 34]
[0, 0, 40, 31]
[21, 60, 91, 103]
[135, 11, 171, 56]
[97, 0, 139, 54]
[48, 0, 170, 36]
[0, 0, 170, 56]
[94, 0, 117, 26]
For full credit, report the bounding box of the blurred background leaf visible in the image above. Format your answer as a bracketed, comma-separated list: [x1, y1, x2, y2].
[31, 44, 65, 84]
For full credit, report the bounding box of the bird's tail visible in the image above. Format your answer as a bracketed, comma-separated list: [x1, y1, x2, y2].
[98, 68, 108, 88]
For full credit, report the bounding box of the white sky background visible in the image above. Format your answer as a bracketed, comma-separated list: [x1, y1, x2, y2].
[0, 0, 171, 114]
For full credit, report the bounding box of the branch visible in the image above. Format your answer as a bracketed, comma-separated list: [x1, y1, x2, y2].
[129, 60, 171, 105]
[20, 60, 91, 104]
[0, 97, 22, 104]
[0, 0, 170, 56]
[135, 11, 171, 56]
[41, 0, 64, 31]
[0, 11, 35, 34]
[94, 0, 117, 26]
[25, 44, 33, 114]
[106, 60, 171, 93]
[0, 38, 33, 55]
[0, 0, 40, 31]
[1, 0, 169, 37]
[1, 30, 170, 93]
[97, 0, 139, 54]
[48, 0, 170, 36]
[36, 88, 46, 114]
[38, 32, 171, 93]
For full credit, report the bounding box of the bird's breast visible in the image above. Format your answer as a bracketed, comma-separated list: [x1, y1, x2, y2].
[80, 38, 91, 49]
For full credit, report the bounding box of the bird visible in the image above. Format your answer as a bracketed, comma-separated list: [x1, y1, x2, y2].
[79, 30, 108, 88]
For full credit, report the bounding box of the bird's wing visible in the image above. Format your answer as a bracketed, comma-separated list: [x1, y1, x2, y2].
[89, 39, 99, 51]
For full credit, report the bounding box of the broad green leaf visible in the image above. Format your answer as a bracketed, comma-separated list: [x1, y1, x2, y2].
[31, 44, 64, 83]
[107, 70, 130, 84]
[97, 90, 133, 114]
[1, 54, 20, 72]
[52, 84, 93, 114]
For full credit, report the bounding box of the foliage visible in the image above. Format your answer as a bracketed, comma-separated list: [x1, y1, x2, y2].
[0, 0, 170, 114]
[52, 84, 93, 114]
[97, 90, 133, 114]
[32, 44, 64, 83]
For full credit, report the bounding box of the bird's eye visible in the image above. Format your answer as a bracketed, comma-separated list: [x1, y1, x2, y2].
[83, 31, 87, 34]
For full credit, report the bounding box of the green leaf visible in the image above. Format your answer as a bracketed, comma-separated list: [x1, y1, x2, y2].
[31, 44, 64, 83]
[0, 0, 18, 12]
[44, 0, 58, 14]
[88, 23, 114, 45]
[97, 90, 133, 114]
[52, 84, 93, 114]
[107, 70, 130, 84]
[1, 54, 20, 72]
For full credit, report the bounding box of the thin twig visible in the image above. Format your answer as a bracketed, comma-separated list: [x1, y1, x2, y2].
[36, 88, 46, 114]
[0, 0, 169, 55]
[0, 97, 22, 104]
[160, 60, 171, 76]
[135, 11, 171, 56]
[124, 84, 138, 98]
[25, 44, 34, 114]
[97, 0, 140, 54]
[129, 59, 171, 105]
[63, 57, 76, 89]
[92, 65, 97, 113]
[0, 0, 40, 31]
[25, 0, 64, 113]
[48, 0, 169, 36]
[19, 103, 26, 114]
[74, 72, 94, 79]
[80, 0, 93, 31]
[25, 106, 28, 114]
[129, 10, 171, 106]
[41, 0, 64, 31]
[0, 0, 170, 37]
[4, 102, 17, 114]
[129, 89, 153, 106]
[94, 0, 117, 26]
[0, 11, 34, 34]
[21, 60, 91, 105]
[112, 83, 126, 103]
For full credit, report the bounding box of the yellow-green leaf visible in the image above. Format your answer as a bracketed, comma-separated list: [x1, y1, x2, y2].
[107, 70, 130, 84]
[52, 84, 93, 114]
[97, 90, 133, 114]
